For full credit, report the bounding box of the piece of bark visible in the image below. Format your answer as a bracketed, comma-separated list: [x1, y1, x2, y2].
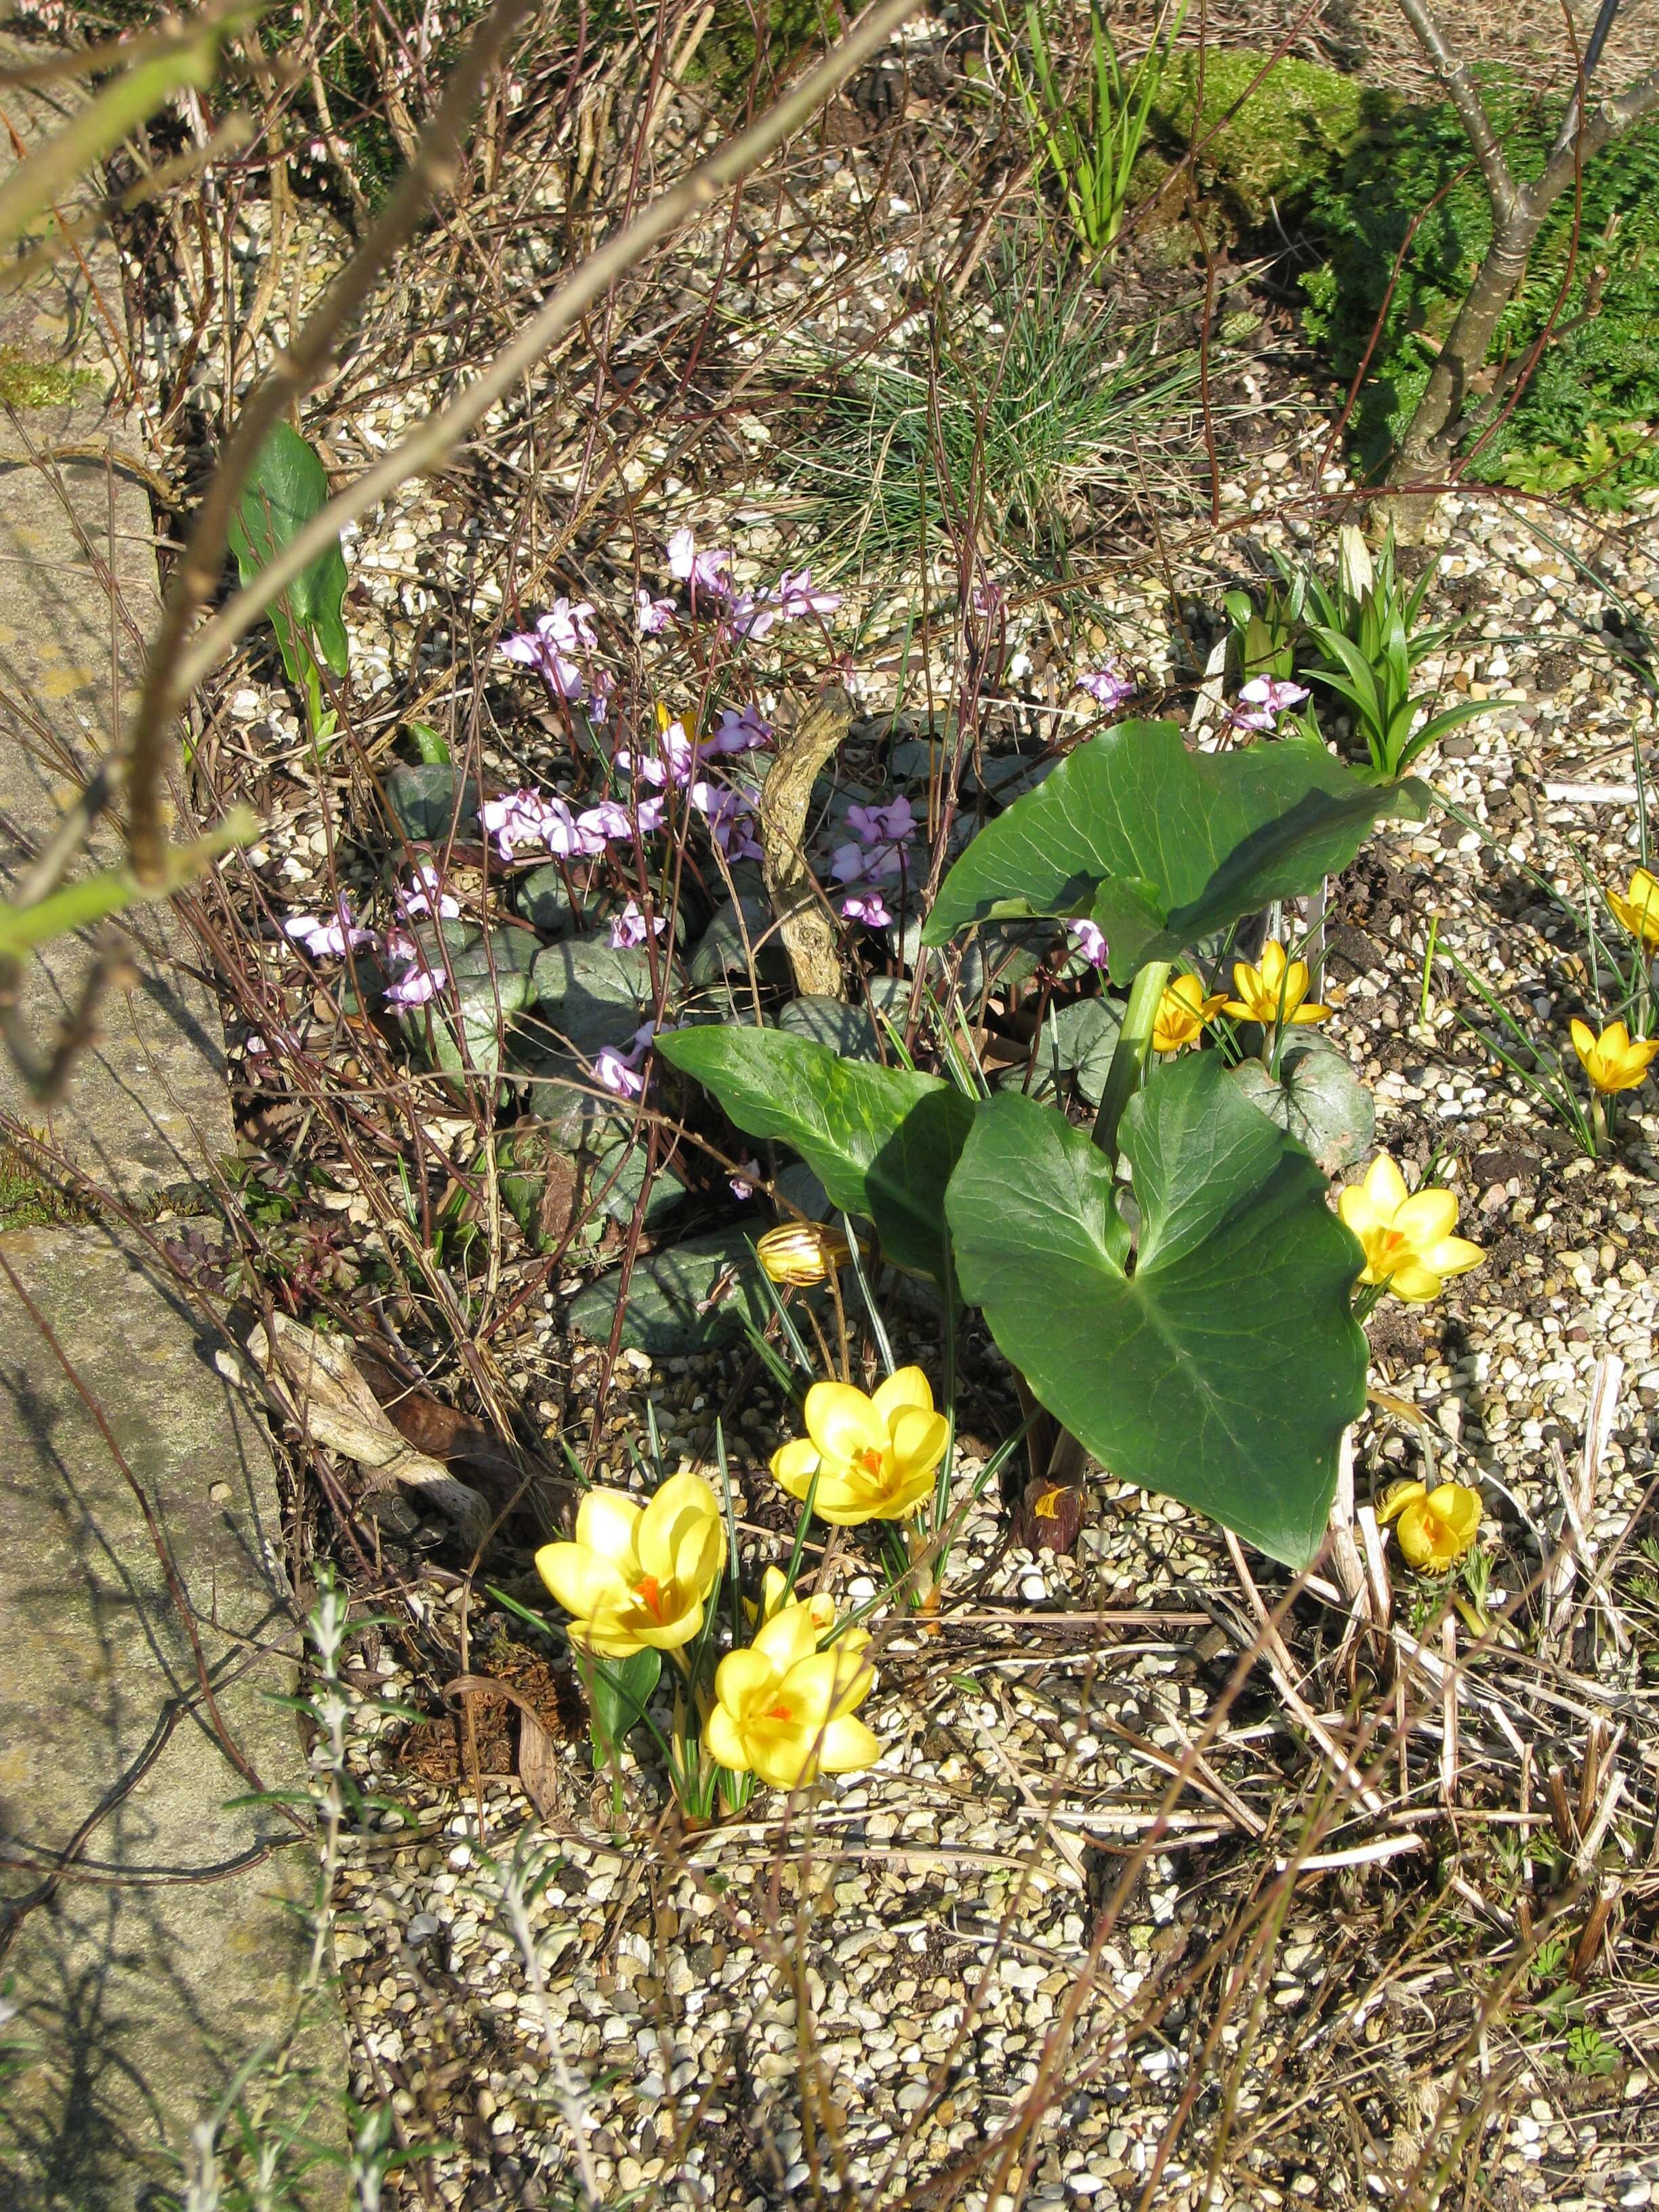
[759, 684, 854, 1000]
[220, 1313, 492, 1547]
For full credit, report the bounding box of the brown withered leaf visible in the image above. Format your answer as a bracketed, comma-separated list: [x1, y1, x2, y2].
[387, 1637, 581, 1803]
[354, 1351, 524, 1483]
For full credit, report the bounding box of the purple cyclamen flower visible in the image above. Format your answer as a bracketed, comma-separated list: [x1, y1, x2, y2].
[841, 890, 893, 928]
[498, 601, 597, 703]
[577, 800, 636, 847]
[771, 568, 842, 621]
[846, 794, 916, 846]
[666, 528, 731, 600]
[594, 1021, 659, 1100]
[1227, 675, 1310, 733]
[1077, 665, 1136, 712]
[283, 899, 375, 958]
[609, 899, 666, 950]
[385, 963, 447, 1010]
[729, 1158, 761, 1202]
[397, 864, 459, 922]
[478, 789, 552, 863]
[690, 780, 763, 863]
[636, 588, 676, 636]
[709, 703, 772, 756]
[1069, 920, 1109, 971]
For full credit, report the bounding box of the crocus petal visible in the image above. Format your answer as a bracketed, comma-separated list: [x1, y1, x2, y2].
[786, 1648, 874, 1724]
[703, 1703, 752, 1772]
[814, 1714, 881, 1774]
[713, 1645, 780, 1719]
[633, 1599, 705, 1651]
[871, 1366, 935, 1425]
[535, 1542, 632, 1622]
[1376, 1480, 1427, 1525]
[803, 1380, 890, 1464]
[1393, 1189, 1459, 1246]
[753, 1599, 827, 1675]
[1427, 1235, 1485, 1280]
[635, 1470, 722, 1584]
[1387, 1261, 1444, 1303]
[771, 1437, 822, 1499]
[1362, 1154, 1411, 1215]
[573, 1490, 643, 1569]
[888, 1405, 949, 1479]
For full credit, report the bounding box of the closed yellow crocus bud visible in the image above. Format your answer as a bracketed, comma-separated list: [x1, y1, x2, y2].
[1221, 940, 1330, 1027]
[1377, 1478, 1482, 1570]
[756, 1221, 853, 1286]
[1570, 1017, 1659, 1097]
[1153, 972, 1227, 1054]
[535, 1470, 725, 1658]
[703, 1598, 879, 1788]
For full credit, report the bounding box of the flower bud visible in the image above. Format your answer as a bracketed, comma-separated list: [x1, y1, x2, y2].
[756, 1221, 853, 1286]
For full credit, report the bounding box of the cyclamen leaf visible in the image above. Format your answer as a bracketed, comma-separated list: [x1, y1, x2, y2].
[922, 720, 1428, 981]
[657, 1025, 973, 1284]
[945, 1054, 1369, 1566]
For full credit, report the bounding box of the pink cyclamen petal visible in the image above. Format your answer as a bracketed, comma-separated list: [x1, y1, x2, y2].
[1069, 920, 1109, 970]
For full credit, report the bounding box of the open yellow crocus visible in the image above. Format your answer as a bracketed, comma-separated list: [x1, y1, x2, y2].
[703, 1598, 879, 1788]
[771, 1367, 949, 1525]
[1607, 868, 1659, 953]
[1222, 940, 1329, 1027]
[1570, 1017, 1659, 1096]
[1378, 1478, 1481, 1570]
[1338, 1153, 1484, 1304]
[535, 1469, 725, 1657]
[1153, 972, 1227, 1053]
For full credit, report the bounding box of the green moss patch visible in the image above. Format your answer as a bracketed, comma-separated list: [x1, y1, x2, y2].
[0, 346, 97, 411]
[1151, 48, 1377, 229]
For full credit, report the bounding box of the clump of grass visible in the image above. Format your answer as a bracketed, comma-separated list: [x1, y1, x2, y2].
[785, 258, 1224, 575]
[0, 346, 97, 411]
[0, 1136, 91, 1230]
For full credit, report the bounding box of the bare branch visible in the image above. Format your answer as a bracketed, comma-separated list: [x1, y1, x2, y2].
[1544, 61, 1659, 194]
[1393, 0, 1517, 220]
[139, 0, 922, 731]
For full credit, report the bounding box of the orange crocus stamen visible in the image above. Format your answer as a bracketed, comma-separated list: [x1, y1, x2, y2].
[634, 1574, 666, 1618]
[855, 1447, 884, 1477]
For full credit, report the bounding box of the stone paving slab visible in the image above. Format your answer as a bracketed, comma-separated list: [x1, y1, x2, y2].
[0, 33, 232, 1202]
[0, 1223, 331, 2212]
[0, 43, 347, 2209]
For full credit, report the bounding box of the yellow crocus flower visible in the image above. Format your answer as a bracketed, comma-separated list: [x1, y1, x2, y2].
[1221, 940, 1330, 1027]
[744, 1563, 835, 1634]
[1337, 1153, 1484, 1304]
[1570, 1017, 1659, 1096]
[771, 1366, 949, 1525]
[1607, 867, 1659, 952]
[756, 1221, 853, 1286]
[1153, 972, 1227, 1053]
[1377, 1478, 1482, 1570]
[535, 1469, 725, 1658]
[703, 1597, 879, 1788]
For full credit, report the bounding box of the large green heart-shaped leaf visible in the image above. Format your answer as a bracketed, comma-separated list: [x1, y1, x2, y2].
[657, 1026, 972, 1284]
[923, 721, 1428, 982]
[946, 1055, 1368, 1565]
[227, 422, 350, 681]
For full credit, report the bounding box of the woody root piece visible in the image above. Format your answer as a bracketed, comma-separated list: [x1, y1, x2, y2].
[759, 684, 854, 1000]
[218, 1313, 491, 1548]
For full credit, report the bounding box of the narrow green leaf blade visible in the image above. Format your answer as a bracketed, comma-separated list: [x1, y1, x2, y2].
[658, 1025, 973, 1283]
[946, 1057, 1369, 1565]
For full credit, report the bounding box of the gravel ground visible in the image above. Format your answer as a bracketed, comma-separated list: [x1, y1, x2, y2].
[107, 33, 1659, 2207]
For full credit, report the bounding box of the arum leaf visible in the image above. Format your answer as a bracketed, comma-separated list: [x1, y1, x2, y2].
[657, 1026, 972, 1283]
[1229, 1033, 1374, 1174]
[945, 1054, 1368, 1566]
[922, 720, 1429, 982]
[227, 423, 350, 682]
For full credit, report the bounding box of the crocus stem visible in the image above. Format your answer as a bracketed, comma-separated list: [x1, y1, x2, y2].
[1591, 1095, 1610, 1155]
[1091, 960, 1172, 1164]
